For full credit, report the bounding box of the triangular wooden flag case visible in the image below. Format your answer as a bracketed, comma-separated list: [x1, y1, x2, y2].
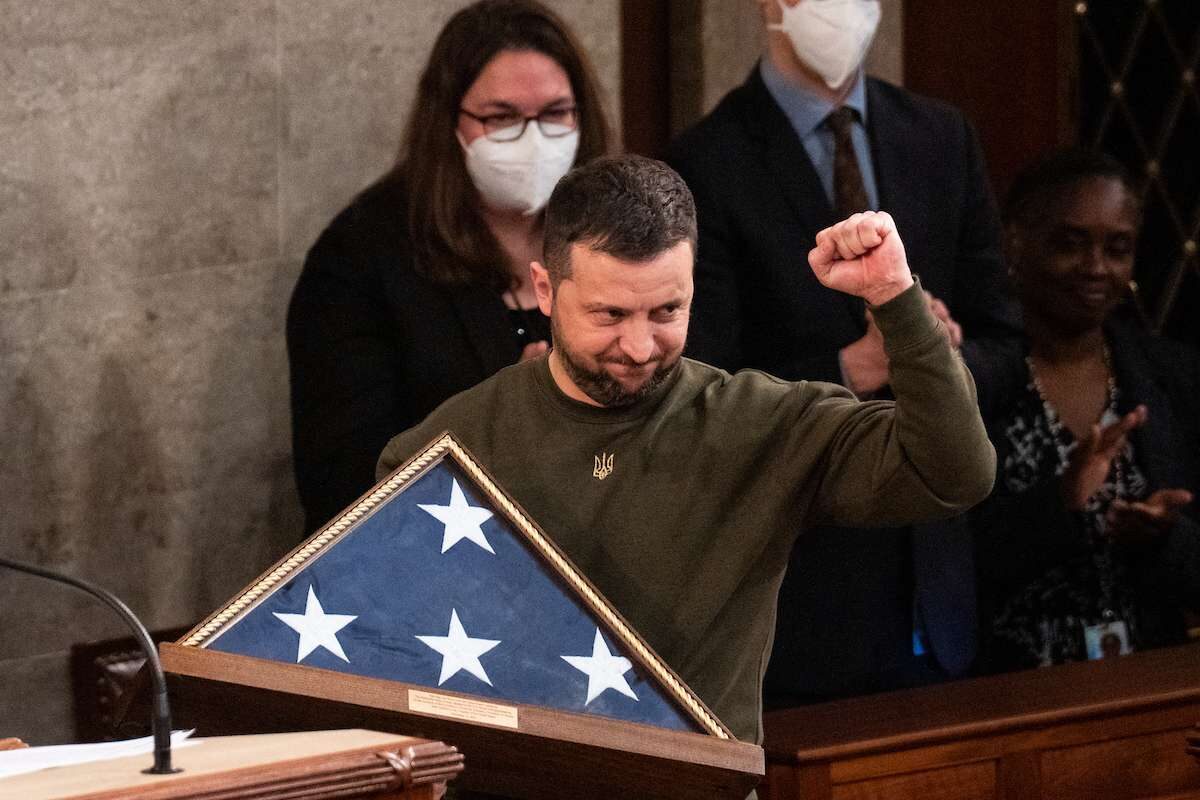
[160, 433, 764, 799]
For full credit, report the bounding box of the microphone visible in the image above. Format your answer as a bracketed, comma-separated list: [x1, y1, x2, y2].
[0, 555, 181, 774]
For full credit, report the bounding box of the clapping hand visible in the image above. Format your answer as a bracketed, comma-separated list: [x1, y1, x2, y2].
[1060, 405, 1147, 510]
[841, 311, 889, 395]
[925, 292, 963, 349]
[1106, 489, 1194, 551]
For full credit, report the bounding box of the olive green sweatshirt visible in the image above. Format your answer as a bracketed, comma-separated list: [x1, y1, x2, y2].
[377, 281, 995, 744]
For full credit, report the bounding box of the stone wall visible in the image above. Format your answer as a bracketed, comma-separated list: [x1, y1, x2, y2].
[0, 0, 619, 745]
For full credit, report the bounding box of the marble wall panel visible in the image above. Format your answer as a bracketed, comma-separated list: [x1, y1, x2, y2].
[696, 0, 763, 121]
[563, 0, 622, 136]
[866, 0, 905, 87]
[277, 0, 621, 259]
[0, 259, 302, 663]
[0, 1, 279, 297]
[0, 651, 73, 745]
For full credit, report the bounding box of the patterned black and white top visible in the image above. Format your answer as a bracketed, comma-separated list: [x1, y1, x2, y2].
[990, 366, 1149, 668]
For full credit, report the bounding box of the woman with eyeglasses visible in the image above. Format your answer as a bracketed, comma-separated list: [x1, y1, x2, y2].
[287, 0, 611, 535]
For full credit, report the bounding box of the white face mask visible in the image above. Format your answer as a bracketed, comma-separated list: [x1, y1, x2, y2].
[768, 0, 881, 90]
[460, 124, 579, 216]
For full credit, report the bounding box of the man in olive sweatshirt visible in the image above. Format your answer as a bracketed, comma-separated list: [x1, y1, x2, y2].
[377, 154, 995, 744]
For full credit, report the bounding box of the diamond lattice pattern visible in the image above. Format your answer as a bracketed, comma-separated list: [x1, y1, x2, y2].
[1076, 0, 1200, 340]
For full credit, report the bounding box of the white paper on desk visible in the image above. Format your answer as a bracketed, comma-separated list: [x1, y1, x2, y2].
[0, 730, 196, 780]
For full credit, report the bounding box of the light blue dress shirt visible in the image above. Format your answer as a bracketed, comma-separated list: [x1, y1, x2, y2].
[759, 57, 879, 210]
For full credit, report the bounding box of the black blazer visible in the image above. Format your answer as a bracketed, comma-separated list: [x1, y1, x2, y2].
[973, 319, 1200, 669]
[287, 176, 524, 535]
[668, 68, 1022, 394]
[668, 69, 1023, 700]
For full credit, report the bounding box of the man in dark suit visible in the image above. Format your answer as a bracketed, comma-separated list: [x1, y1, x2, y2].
[667, 0, 1023, 705]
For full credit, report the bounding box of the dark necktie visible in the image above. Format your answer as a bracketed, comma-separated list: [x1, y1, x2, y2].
[826, 106, 870, 218]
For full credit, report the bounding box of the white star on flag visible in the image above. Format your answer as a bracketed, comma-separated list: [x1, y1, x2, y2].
[562, 628, 639, 705]
[273, 585, 357, 663]
[416, 608, 501, 686]
[418, 478, 496, 554]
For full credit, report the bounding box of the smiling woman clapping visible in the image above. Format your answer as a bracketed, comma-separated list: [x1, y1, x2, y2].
[973, 149, 1200, 672]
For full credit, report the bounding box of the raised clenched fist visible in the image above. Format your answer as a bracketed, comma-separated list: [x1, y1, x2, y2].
[809, 211, 915, 307]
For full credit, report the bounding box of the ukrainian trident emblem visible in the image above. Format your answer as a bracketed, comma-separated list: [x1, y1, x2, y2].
[593, 452, 614, 480]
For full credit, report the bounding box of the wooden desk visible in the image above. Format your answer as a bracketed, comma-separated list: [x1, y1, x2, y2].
[761, 643, 1200, 800]
[1, 729, 462, 800]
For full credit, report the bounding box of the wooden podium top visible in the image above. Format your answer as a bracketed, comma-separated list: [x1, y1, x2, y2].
[764, 641, 1200, 764]
[159, 643, 763, 799]
[1, 729, 463, 800]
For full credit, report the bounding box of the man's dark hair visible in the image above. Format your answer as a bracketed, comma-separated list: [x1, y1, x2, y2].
[1003, 147, 1140, 232]
[542, 154, 697, 284]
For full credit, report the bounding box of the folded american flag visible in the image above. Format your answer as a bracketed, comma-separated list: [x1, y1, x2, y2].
[206, 443, 703, 733]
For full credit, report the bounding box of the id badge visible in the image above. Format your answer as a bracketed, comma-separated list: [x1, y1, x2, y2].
[1084, 619, 1130, 660]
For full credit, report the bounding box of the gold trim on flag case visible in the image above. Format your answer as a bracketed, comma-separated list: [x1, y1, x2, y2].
[179, 437, 449, 649]
[178, 432, 731, 740]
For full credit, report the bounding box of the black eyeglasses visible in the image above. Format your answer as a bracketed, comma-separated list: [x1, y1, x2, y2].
[458, 106, 579, 142]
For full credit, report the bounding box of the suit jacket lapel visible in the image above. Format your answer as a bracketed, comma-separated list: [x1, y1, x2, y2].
[867, 79, 934, 272]
[743, 68, 865, 332]
[866, 80, 903, 212]
[745, 70, 837, 235]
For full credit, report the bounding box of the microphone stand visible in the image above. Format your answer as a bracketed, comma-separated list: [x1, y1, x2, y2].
[0, 555, 180, 775]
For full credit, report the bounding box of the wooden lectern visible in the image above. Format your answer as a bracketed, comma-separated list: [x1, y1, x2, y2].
[158, 435, 764, 798]
[2, 729, 462, 799]
[161, 644, 762, 799]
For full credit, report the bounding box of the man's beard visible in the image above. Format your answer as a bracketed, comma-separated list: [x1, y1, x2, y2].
[551, 316, 680, 408]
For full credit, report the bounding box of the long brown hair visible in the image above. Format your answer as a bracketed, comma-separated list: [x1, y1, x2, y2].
[397, 0, 612, 290]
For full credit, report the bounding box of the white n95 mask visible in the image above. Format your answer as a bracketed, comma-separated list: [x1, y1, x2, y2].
[460, 125, 579, 216]
[769, 0, 881, 90]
